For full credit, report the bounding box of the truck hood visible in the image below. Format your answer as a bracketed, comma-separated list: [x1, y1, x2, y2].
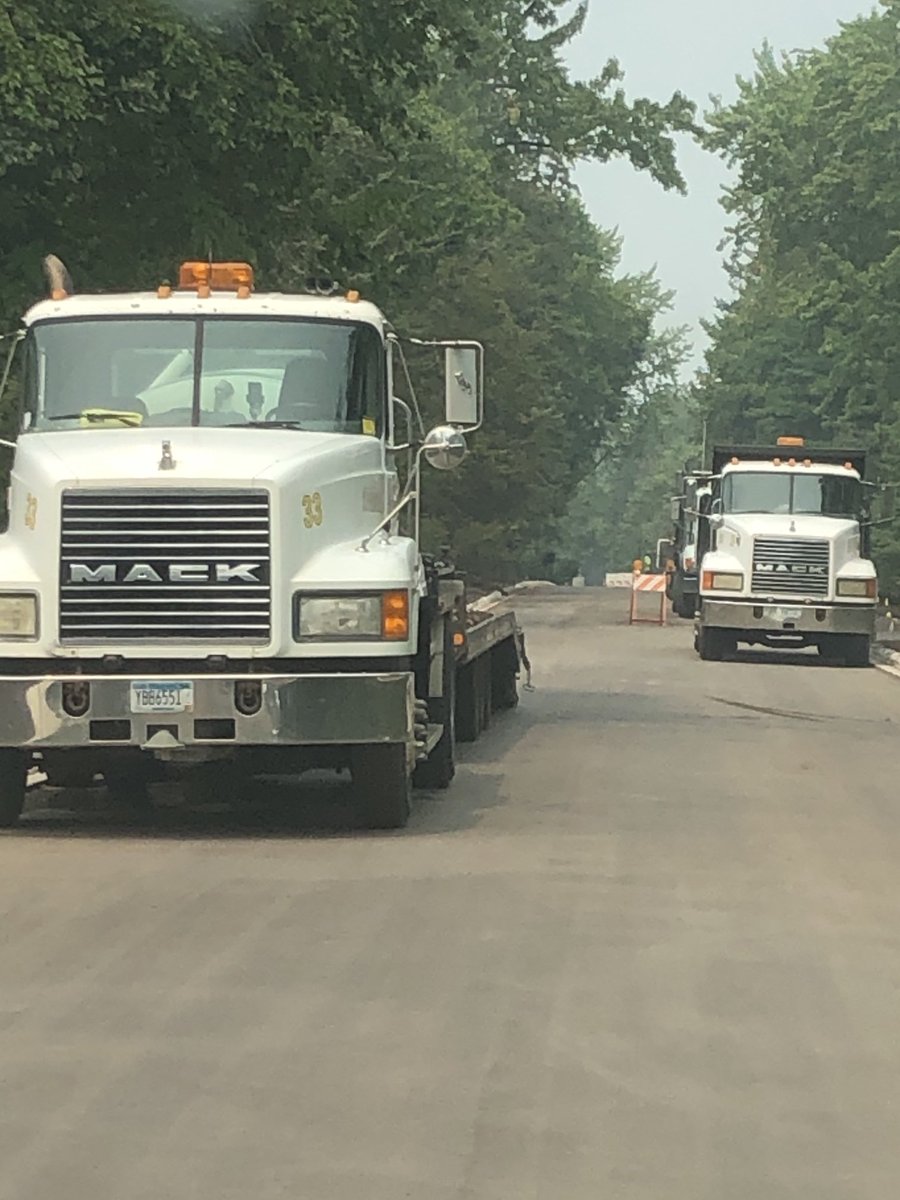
[14, 427, 354, 486]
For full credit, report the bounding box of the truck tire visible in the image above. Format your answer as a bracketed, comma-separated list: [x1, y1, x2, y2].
[478, 656, 493, 733]
[413, 622, 456, 790]
[352, 744, 411, 829]
[843, 634, 871, 668]
[817, 636, 843, 663]
[0, 749, 27, 828]
[491, 639, 519, 711]
[455, 662, 480, 743]
[697, 626, 732, 662]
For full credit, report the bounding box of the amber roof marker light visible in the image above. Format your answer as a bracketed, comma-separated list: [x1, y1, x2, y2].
[178, 261, 254, 296]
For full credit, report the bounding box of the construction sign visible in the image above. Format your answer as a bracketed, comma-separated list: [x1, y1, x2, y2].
[629, 571, 667, 627]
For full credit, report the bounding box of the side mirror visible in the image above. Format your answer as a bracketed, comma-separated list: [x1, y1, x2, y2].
[670, 496, 682, 523]
[656, 539, 674, 571]
[422, 424, 467, 471]
[444, 344, 482, 429]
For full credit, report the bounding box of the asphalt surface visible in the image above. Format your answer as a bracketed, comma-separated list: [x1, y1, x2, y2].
[3, 588, 900, 1198]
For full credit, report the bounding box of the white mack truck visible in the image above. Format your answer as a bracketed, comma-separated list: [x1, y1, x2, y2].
[694, 439, 877, 665]
[0, 258, 525, 828]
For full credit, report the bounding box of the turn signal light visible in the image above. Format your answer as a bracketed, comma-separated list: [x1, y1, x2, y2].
[381, 590, 409, 640]
[178, 261, 254, 293]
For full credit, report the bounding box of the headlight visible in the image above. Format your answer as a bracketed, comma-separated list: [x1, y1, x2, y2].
[702, 571, 743, 591]
[0, 593, 38, 638]
[296, 591, 410, 640]
[837, 577, 876, 599]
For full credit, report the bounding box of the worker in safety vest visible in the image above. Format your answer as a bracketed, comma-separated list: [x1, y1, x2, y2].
[632, 558, 643, 575]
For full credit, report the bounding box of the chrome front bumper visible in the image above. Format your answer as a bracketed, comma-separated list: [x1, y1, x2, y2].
[700, 599, 875, 636]
[0, 672, 415, 749]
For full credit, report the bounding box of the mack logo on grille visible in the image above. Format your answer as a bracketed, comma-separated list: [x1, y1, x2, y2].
[754, 562, 827, 576]
[67, 562, 264, 584]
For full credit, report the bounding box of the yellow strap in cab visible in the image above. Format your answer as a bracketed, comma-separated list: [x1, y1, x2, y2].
[79, 409, 144, 428]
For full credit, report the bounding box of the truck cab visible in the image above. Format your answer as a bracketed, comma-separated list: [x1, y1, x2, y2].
[695, 440, 876, 665]
[0, 260, 522, 827]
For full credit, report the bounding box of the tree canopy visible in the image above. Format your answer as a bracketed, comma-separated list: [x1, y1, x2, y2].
[696, 1, 900, 588]
[0, 0, 695, 581]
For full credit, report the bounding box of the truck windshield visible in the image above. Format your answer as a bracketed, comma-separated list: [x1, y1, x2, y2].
[23, 316, 384, 433]
[723, 471, 862, 517]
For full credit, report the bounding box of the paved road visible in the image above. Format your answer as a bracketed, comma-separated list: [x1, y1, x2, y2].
[3, 589, 900, 1199]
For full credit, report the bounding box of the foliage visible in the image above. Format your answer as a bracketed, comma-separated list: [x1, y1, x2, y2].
[559, 331, 700, 581]
[0, 0, 697, 578]
[696, 3, 900, 589]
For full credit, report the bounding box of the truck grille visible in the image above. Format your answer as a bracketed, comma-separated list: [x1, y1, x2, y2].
[59, 489, 271, 642]
[751, 537, 830, 597]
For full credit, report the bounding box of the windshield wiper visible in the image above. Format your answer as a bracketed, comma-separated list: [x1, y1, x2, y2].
[47, 410, 142, 427]
[222, 421, 304, 429]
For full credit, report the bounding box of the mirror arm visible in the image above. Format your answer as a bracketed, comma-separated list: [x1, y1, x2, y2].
[388, 335, 426, 439]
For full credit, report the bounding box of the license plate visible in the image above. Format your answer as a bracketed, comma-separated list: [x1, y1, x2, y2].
[130, 681, 194, 714]
[771, 607, 802, 622]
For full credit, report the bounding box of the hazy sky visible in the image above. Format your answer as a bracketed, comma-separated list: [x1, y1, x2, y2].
[564, 0, 876, 371]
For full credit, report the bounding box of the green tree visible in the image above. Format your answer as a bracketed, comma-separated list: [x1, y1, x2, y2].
[697, 4, 900, 590]
[560, 330, 698, 581]
[0, 0, 696, 579]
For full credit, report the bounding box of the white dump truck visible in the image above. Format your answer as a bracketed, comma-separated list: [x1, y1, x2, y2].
[0, 258, 525, 827]
[694, 439, 877, 664]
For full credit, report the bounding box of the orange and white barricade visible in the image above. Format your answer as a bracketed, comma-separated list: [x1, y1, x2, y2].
[629, 571, 667, 626]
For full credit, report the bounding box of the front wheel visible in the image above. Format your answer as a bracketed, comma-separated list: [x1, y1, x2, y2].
[843, 634, 871, 668]
[697, 626, 734, 661]
[491, 639, 520, 712]
[352, 744, 411, 829]
[0, 750, 27, 827]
